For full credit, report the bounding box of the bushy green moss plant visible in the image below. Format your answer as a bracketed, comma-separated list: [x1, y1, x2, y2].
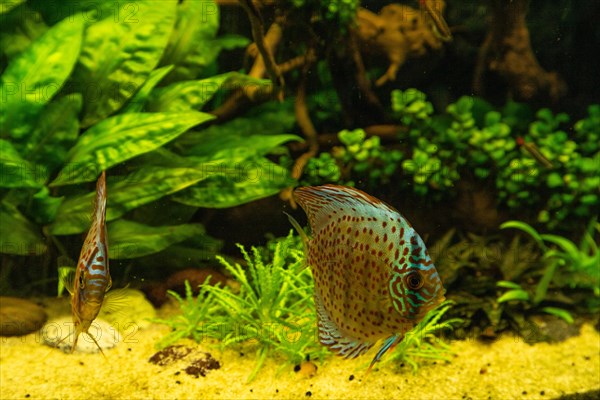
[156, 232, 326, 382]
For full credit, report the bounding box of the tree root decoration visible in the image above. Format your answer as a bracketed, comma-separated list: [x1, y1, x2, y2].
[356, 2, 449, 87]
[280, 58, 319, 206]
[473, 0, 566, 102]
[239, 0, 285, 101]
[327, 29, 387, 127]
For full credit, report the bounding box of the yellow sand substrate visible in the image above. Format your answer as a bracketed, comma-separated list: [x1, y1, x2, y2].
[1, 297, 599, 400]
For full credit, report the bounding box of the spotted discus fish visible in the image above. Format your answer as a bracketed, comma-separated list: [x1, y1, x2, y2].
[59, 171, 111, 354]
[290, 184, 445, 371]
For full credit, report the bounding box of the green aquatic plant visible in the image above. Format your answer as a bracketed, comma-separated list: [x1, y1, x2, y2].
[389, 89, 600, 228]
[496, 219, 600, 323]
[155, 232, 325, 382]
[501, 220, 600, 296]
[0, 1, 301, 288]
[152, 279, 221, 349]
[206, 236, 323, 381]
[382, 301, 463, 372]
[299, 128, 402, 187]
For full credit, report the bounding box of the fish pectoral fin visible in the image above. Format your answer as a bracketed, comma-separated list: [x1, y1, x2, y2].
[315, 292, 374, 359]
[57, 263, 76, 297]
[100, 287, 129, 315]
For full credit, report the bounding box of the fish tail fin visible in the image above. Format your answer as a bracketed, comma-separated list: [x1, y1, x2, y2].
[364, 335, 401, 377]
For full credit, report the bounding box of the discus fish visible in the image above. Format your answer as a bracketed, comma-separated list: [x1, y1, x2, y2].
[289, 184, 445, 371]
[58, 171, 111, 355]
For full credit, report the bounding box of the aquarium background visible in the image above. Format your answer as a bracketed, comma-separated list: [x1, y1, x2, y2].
[0, 0, 598, 399]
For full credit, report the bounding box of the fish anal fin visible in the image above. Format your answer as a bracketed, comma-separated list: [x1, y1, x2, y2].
[365, 334, 401, 376]
[315, 292, 374, 359]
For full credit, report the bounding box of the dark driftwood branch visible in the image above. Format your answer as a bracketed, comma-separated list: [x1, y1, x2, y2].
[473, 0, 566, 101]
[280, 58, 319, 205]
[239, 0, 284, 101]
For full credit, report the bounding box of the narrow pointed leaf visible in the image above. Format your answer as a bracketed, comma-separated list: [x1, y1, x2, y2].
[49, 167, 210, 235]
[159, 0, 220, 83]
[0, 16, 83, 138]
[108, 219, 207, 259]
[0, 203, 47, 255]
[146, 72, 235, 112]
[50, 111, 214, 186]
[0, 139, 42, 188]
[71, 0, 177, 126]
[24, 94, 82, 177]
[173, 160, 295, 208]
[122, 65, 175, 114]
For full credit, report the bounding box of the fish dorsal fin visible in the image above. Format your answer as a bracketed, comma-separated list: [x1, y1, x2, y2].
[284, 211, 310, 247]
[57, 256, 77, 296]
[315, 291, 374, 359]
[293, 185, 397, 234]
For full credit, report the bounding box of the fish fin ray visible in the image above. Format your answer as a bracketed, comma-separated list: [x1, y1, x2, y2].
[315, 292, 374, 359]
[365, 334, 401, 376]
[293, 185, 397, 233]
[57, 262, 76, 297]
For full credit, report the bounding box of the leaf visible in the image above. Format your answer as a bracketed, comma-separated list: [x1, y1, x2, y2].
[497, 289, 530, 303]
[50, 111, 215, 186]
[0, 0, 26, 14]
[30, 187, 63, 225]
[0, 139, 42, 188]
[49, 167, 210, 235]
[107, 219, 207, 259]
[214, 34, 250, 50]
[121, 65, 175, 114]
[24, 94, 82, 177]
[500, 221, 546, 250]
[0, 202, 47, 255]
[541, 307, 574, 324]
[159, 0, 221, 83]
[0, 16, 84, 138]
[496, 280, 523, 290]
[540, 234, 579, 259]
[146, 72, 235, 112]
[173, 160, 295, 208]
[70, 0, 177, 127]
[176, 101, 298, 159]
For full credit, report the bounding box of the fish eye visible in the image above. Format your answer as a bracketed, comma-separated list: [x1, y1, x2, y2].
[405, 271, 424, 290]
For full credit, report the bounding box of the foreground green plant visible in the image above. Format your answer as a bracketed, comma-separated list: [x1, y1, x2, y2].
[155, 232, 326, 382]
[382, 301, 462, 372]
[496, 219, 600, 323]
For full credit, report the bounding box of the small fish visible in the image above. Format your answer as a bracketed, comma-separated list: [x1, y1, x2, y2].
[289, 184, 445, 371]
[58, 171, 111, 355]
[516, 136, 554, 169]
[419, 0, 453, 42]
